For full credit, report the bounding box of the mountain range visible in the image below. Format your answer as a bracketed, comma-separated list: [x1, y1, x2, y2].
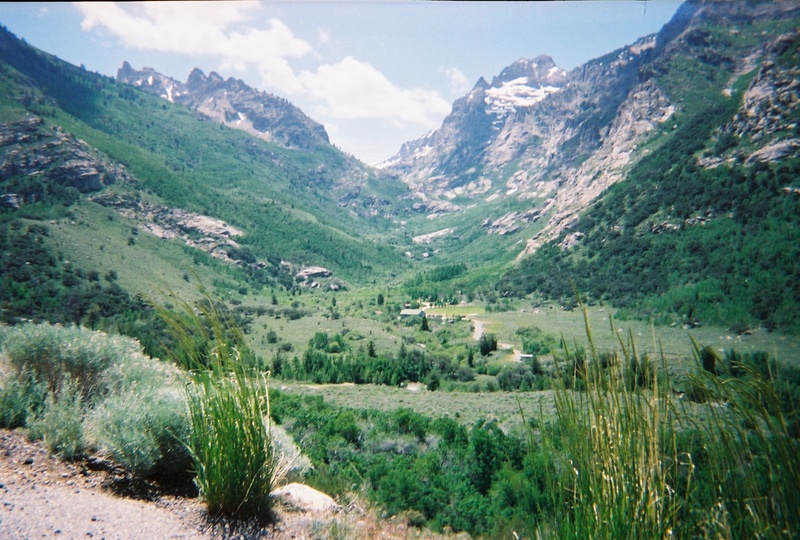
[1, 0, 799, 335]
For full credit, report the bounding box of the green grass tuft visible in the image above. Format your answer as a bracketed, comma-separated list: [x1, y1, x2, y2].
[160, 291, 276, 518]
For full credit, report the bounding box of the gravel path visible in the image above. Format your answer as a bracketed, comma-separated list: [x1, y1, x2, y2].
[0, 429, 457, 540]
[0, 430, 214, 539]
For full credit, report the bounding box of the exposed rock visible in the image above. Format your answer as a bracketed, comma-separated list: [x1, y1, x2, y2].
[650, 221, 680, 234]
[732, 29, 800, 144]
[91, 193, 247, 264]
[482, 208, 543, 236]
[176, 214, 241, 238]
[412, 228, 455, 244]
[117, 62, 329, 151]
[271, 483, 340, 513]
[746, 139, 800, 164]
[295, 266, 332, 280]
[0, 116, 133, 202]
[0, 193, 20, 209]
[559, 231, 585, 250]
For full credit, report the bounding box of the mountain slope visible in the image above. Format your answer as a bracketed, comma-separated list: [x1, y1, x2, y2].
[496, 2, 800, 331]
[0, 24, 409, 301]
[383, 0, 799, 262]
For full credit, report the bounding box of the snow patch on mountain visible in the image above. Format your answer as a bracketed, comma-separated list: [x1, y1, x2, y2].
[485, 77, 562, 116]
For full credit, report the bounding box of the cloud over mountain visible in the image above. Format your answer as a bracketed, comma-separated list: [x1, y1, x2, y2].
[76, 2, 450, 132]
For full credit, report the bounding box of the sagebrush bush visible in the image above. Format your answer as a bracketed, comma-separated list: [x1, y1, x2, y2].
[88, 352, 190, 476]
[2, 323, 141, 399]
[0, 370, 47, 429]
[0, 322, 192, 477]
[88, 385, 190, 476]
[27, 376, 84, 460]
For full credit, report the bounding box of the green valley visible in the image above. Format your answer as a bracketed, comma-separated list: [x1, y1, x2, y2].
[1, 1, 799, 537]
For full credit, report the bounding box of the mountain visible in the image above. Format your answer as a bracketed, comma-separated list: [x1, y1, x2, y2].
[383, 0, 800, 257]
[116, 62, 330, 152]
[378, 0, 800, 331]
[1, 0, 799, 335]
[0, 23, 410, 328]
[494, 0, 800, 331]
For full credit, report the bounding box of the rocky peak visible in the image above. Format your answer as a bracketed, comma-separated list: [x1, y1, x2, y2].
[492, 55, 566, 87]
[117, 63, 330, 151]
[207, 71, 225, 85]
[185, 67, 207, 90]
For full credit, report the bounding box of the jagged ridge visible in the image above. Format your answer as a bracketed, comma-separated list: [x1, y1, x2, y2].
[117, 62, 329, 151]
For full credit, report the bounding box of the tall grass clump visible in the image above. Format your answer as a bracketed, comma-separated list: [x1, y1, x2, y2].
[159, 294, 275, 518]
[539, 305, 689, 540]
[681, 340, 800, 538]
[525, 297, 800, 539]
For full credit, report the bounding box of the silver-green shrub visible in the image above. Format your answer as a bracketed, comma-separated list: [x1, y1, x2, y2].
[2, 323, 140, 399]
[88, 353, 189, 476]
[0, 323, 191, 475]
[27, 376, 85, 460]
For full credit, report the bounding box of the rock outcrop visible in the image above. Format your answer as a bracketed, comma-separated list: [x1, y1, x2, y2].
[0, 115, 134, 205]
[117, 62, 329, 151]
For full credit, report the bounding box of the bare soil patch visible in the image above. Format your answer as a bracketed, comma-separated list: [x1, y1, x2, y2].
[0, 429, 462, 539]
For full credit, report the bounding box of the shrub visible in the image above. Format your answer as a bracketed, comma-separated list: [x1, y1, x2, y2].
[497, 364, 535, 391]
[2, 323, 140, 399]
[27, 376, 84, 460]
[478, 333, 498, 356]
[88, 384, 189, 477]
[0, 371, 47, 429]
[0, 322, 193, 477]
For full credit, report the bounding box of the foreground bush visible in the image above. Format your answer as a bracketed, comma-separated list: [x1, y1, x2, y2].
[0, 323, 191, 472]
[1, 323, 141, 398]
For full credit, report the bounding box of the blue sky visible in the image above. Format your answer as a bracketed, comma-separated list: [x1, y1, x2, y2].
[0, 1, 683, 164]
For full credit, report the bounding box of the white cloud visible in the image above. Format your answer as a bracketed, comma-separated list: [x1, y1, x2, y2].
[440, 66, 470, 94]
[299, 57, 451, 127]
[318, 28, 330, 44]
[77, 2, 310, 93]
[77, 2, 450, 132]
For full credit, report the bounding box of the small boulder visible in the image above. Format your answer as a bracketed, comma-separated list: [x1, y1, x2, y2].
[271, 483, 340, 513]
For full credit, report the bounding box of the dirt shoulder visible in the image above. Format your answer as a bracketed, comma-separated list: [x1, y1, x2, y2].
[0, 429, 216, 539]
[0, 429, 462, 540]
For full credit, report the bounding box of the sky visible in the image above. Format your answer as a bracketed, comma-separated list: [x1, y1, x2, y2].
[0, 1, 684, 165]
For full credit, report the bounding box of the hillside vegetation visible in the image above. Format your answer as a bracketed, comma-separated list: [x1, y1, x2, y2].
[0, 24, 409, 292]
[500, 95, 800, 332]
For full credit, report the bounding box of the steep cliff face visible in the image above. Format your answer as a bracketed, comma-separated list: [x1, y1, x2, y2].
[117, 62, 329, 151]
[731, 28, 800, 163]
[383, 0, 800, 257]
